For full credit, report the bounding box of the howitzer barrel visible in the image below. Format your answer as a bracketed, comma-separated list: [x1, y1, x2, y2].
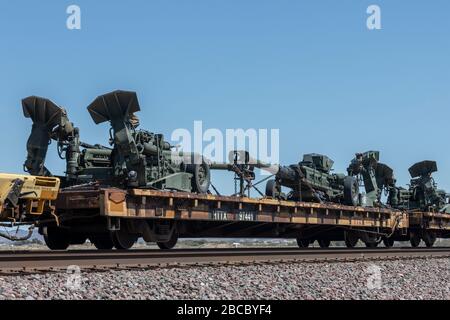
[209, 150, 278, 174]
[234, 150, 275, 169]
[209, 163, 231, 171]
[208, 162, 276, 171]
[80, 142, 111, 150]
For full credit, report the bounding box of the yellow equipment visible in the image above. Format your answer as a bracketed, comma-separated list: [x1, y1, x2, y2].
[0, 173, 60, 220]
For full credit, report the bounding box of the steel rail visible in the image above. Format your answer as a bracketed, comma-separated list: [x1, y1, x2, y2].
[0, 247, 449, 275]
[0, 246, 450, 258]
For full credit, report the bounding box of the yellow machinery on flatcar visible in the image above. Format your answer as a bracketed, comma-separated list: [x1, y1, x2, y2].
[0, 173, 60, 221]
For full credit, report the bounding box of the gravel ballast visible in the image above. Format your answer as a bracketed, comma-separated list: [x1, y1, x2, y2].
[0, 257, 449, 300]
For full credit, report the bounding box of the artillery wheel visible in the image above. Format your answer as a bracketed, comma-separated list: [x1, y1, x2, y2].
[90, 234, 114, 250]
[187, 161, 211, 194]
[44, 227, 70, 251]
[344, 231, 359, 248]
[410, 232, 421, 248]
[265, 179, 278, 198]
[318, 239, 331, 248]
[343, 176, 360, 206]
[422, 231, 437, 248]
[111, 229, 137, 250]
[296, 238, 310, 248]
[157, 230, 179, 250]
[383, 237, 395, 248]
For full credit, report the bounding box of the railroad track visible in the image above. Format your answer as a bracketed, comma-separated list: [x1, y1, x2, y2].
[0, 247, 449, 275]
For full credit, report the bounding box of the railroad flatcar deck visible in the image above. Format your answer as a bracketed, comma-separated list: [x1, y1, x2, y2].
[56, 187, 408, 230]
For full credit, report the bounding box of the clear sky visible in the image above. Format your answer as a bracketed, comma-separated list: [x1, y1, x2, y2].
[0, 0, 449, 195]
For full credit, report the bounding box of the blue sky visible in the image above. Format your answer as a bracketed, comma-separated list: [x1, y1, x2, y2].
[0, 0, 449, 195]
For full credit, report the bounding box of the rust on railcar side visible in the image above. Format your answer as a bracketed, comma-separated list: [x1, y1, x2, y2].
[409, 211, 450, 230]
[91, 188, 407, 230]
[55, 189, 103, 209]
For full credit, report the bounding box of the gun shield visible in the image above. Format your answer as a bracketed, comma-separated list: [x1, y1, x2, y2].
[87, 90, 140, 124]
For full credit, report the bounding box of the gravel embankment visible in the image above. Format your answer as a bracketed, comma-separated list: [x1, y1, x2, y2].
[0, 258, 449, 300]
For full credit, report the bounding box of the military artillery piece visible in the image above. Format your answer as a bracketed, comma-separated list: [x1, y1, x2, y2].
[23, 91, 211, 194]
[87, 90, 211, 192]
[407, 161, 449, 212]
[22, 95, 112, 185]
[387, 160, 450, 247]
[263, 154, 360, 206]
[210, 151, 360, 206]
[347, 151, 396, 207]
[389, 160, 450, 214]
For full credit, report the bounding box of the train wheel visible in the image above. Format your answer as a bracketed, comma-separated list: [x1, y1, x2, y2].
[70, 234, 88, 245]
[44, 227, 70, 251]
[410, 232, 421, 247]
[383, 237, 395, 248]
[90, 234, 114, 250]
[364, 241, 379, 248]
[422, 231, 437, 248]
[344, 231, 359, 248]
[111, 229, 137, 250]
[318, 239, 331, 248]
[157, 230, 179, 250]
[296, 238, 310, 248]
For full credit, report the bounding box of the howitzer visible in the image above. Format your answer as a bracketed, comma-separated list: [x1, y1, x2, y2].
[403, 160, 449, 212]
[212, 151, 359, 205]
[265, 154, 360, 205]
[347, 151, 395, 207]
[87, 90, 210, 192]
[22, 96, 112, 185]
